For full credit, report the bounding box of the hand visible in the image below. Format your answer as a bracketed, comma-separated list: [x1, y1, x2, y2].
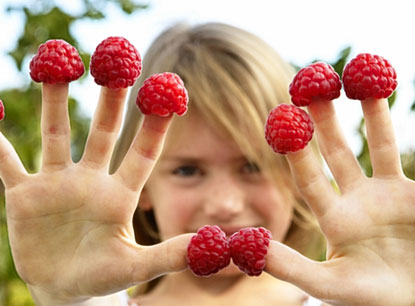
[0, 83, 191, 304]
[265, 98, 415, 306]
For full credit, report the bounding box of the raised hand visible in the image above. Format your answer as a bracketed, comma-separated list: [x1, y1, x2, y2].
[266, 98, 415, 306]
[1, 83, 191, 304]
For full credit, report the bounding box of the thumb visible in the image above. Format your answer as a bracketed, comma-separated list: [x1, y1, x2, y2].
[131, 233, 193, 283]
[265, 241, 332, 301]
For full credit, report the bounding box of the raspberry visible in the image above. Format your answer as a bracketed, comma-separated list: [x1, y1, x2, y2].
[186, 225, 231, 277]
[229, 227, 272, 276]
[0, 99, 4, 121]
[289, 62, 342, 106]
[342, 53, 397, 100]
[136, 72, 188, 117]
[29, 39, 85, 84]
[265, 104, 314, 154]
[90, 36, 141, 89]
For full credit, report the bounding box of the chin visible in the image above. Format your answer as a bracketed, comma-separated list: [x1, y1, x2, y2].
[214, 262, 244, 277]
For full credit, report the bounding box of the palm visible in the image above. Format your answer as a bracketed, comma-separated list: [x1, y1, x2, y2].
[1, 84, 190, 302]
[7, 168, 133, 293]
[266, 99, 415, 306]
[320, 178, 414, 305]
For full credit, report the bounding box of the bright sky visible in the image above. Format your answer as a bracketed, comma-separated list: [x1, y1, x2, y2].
[1, 0, 414, 154]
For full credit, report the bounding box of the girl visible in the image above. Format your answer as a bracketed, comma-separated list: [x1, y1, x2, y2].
[1, 22, 414, 306]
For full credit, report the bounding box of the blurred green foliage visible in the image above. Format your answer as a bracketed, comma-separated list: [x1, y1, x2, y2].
[0, 1, 148, 305]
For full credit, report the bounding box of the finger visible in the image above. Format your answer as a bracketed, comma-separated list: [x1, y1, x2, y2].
[286, 146, 338, 217]
[361, 98, 402, 177]
[74, 233, 192, 296]
[308, 99, 365, 192]
[0, 132, 28, 188]
[265, 241, 333, 302]
[41, 83, 71, 170]
[114, 115, 172, 192]
[81, 87, 128, 169]
[136, 234, 193, 282]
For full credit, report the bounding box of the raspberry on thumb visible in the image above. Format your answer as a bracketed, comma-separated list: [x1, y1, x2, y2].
[186, 225, 231, 277]
[229, 227, 272, 276]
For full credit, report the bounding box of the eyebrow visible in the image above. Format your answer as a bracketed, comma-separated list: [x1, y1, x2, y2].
[161, 155, 249, 163]
[162, 156, 201, 163]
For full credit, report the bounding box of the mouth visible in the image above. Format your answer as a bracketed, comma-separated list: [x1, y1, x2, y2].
[218, 225, 260, 238]
[189, 224, 262, 238]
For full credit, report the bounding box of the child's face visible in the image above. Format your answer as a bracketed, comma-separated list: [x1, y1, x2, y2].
[142, 112, 293, 244]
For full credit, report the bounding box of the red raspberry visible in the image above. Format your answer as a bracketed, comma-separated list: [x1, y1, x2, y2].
[342, 53, 397, 100]
[265, 104, 314, 154]
[289, 62, 342, 106]
[0, 99, 4, 121]
[136, 72, 188, 117]
[229, 227, 272, 277]
[29, 39, 85, 84]
[187, 225, 231, 277]
[90, 36, 141, 89]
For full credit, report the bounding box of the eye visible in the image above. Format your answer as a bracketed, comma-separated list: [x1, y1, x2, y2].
[242, 161, 261, 174]
[172, 165, 201, 177]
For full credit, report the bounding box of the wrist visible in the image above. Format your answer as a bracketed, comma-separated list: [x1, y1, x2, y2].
[28, 286, 89, 306]
[28, 286, 126, 306]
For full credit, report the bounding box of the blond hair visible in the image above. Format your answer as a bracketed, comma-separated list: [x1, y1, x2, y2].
[110, 22, 325, 260]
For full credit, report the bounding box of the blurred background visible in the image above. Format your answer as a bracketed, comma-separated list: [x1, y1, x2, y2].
[0, 0, 414, 305]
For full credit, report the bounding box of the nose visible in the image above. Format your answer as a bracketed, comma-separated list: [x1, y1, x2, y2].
[203, 175, 245, 221]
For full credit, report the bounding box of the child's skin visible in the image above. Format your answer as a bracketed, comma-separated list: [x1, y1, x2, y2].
[1, 28, 414, 306]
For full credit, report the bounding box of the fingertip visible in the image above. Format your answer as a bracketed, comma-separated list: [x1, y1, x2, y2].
[265, 241, 329, 299]
[142, 114, 173, 134]
[265, 240, 301, 281]
[41, 83, 69, 105]
[307, 98, 335, 123]
[42, 82, 69, 92]
[285, 145, 314, 164]
[100, 86, 128, 101]
[142, 233, 194, 280]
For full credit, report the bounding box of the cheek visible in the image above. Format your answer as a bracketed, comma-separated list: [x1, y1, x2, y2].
[252, 186, 293, 241]
[150, 188, 199, 239]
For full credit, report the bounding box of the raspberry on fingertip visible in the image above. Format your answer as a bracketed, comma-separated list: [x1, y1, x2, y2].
[136, 72, 188, 117]
[29, 39, 85, 84]
[289, 62, 342, 106]
[90, 36, 142, 90]
[342, 53, 397, 100]
[265, 104, 314, 154]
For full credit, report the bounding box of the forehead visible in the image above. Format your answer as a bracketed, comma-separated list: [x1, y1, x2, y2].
[162, 111, 242, 160]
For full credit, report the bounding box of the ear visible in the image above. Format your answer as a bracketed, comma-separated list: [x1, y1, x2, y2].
[138, 187, 153, 211]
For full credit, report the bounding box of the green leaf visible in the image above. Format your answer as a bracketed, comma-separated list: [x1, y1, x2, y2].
[331, 46, 351, 78]
[8, 6, 77, 71]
